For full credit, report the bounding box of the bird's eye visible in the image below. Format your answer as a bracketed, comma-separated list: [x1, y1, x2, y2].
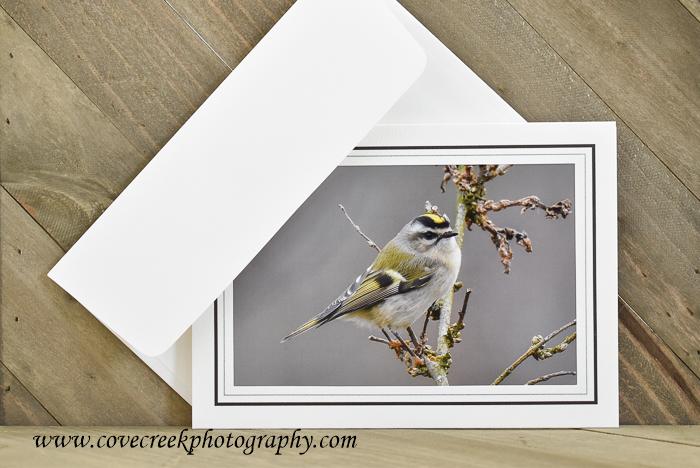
[422, 231, 438, 240]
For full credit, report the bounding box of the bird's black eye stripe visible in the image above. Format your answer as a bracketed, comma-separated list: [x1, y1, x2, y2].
[421, 231, 438, 240]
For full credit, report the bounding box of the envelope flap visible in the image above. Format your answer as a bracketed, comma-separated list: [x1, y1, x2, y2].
[48, 0, 426, 356]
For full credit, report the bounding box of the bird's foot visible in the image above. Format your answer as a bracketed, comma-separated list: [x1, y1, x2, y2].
[379, 328, 404, 357]
[388, 329, 416, 357]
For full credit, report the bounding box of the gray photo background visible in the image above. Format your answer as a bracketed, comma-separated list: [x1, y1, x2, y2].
[232, 164, 577, 386]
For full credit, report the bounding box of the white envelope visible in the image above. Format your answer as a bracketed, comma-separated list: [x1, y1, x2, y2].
[48, 0, 522, 403]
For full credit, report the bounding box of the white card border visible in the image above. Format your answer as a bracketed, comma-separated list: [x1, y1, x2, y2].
[192, 122, 618, 428]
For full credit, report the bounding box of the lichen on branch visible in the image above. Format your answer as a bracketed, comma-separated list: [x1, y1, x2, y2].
[442, 165, 572, 273]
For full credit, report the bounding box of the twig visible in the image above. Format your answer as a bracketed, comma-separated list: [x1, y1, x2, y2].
[491, 319, 577, 385]
[535, 332, 576, 360]
[491, 341, 541, 386]
[381, 328, 393, 342]
[527, 370, 576, 385]
[407, 327, 420, 350]
[479, 196, 572, 219]
[478, 164, 513, 183]
[542, 320, 576, 345]
[480, 219, 531, 274]
[368, 335, 391, 346]
[457, 288, 472, 328]
[338, 204, 381, 253]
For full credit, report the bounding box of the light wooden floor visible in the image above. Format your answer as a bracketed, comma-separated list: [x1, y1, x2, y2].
[0, 426, 697, 467]
[0, 0, 698, 433]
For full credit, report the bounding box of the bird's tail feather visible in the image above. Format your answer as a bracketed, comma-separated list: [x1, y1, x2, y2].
[280, 318, 322, 343]
[280, 307, 339, 343]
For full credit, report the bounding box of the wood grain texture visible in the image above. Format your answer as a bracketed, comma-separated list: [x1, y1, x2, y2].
[0, 426, 698, 467]
[168, 0, 292, 69]
[0, 363, 58, 425]
[0, 0, 230, 156]
[398, 0, 700, 379]
[509, 0, 700, 196]
[587, 425, 700, 446]
[618, 301, 700, 424]
[679, 0, 700, 22]
[0, 8, 149, 249]
[0, 188, 191, 425]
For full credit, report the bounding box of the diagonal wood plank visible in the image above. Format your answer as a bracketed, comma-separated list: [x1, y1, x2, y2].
[1, 188, 191, 425]
[0, 0, 230, 156]
[1, 10, 190, 423]
[167, 0, 292, 69]
[396, 0, 700, 380]
[679, 0, 700, 22]
[0, 362, 58, 425]
[508, 0, 700, 196]
[618, 301, 700, 424]
[0, 7, 150, 249]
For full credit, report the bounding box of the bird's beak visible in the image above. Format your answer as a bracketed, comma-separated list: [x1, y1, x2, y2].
[438, 230, 458, 241]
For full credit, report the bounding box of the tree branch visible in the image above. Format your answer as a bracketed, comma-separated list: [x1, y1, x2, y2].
[429, 195, 469, 386]
[478, 164, 513, 183]
[443, 165, 573, 274]
[527, 370, 576, 385]
[368, 335, 391, 346]
[491, 319, 576, 385]
[479, 196, 572, 219]
[534, 332, 576, 360]
[542, 319, 576, 344]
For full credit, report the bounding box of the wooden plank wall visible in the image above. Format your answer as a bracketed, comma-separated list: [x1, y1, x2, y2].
[0, 0, 698, 425]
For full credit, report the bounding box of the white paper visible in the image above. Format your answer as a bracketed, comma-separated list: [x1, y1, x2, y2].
[193, 122, 618, 428]
[48, 0, 427, 358]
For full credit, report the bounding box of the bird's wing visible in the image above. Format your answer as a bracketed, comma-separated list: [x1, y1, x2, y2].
[331, 268, 434, 318]
[279, 268, 373, 342]
[281, 264, 434, 342]
[319, 266, 373, 318]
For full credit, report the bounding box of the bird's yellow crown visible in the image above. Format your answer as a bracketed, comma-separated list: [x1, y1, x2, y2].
[414, 212, 450, 229]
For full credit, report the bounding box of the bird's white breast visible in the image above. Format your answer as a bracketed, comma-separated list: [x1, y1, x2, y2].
[378, 241, 461, 329]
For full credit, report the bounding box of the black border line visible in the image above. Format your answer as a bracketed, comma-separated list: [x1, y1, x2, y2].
[215, 144, 598, 406]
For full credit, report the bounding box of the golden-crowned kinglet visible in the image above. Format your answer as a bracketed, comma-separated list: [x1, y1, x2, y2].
[282, 211, 461, 342]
